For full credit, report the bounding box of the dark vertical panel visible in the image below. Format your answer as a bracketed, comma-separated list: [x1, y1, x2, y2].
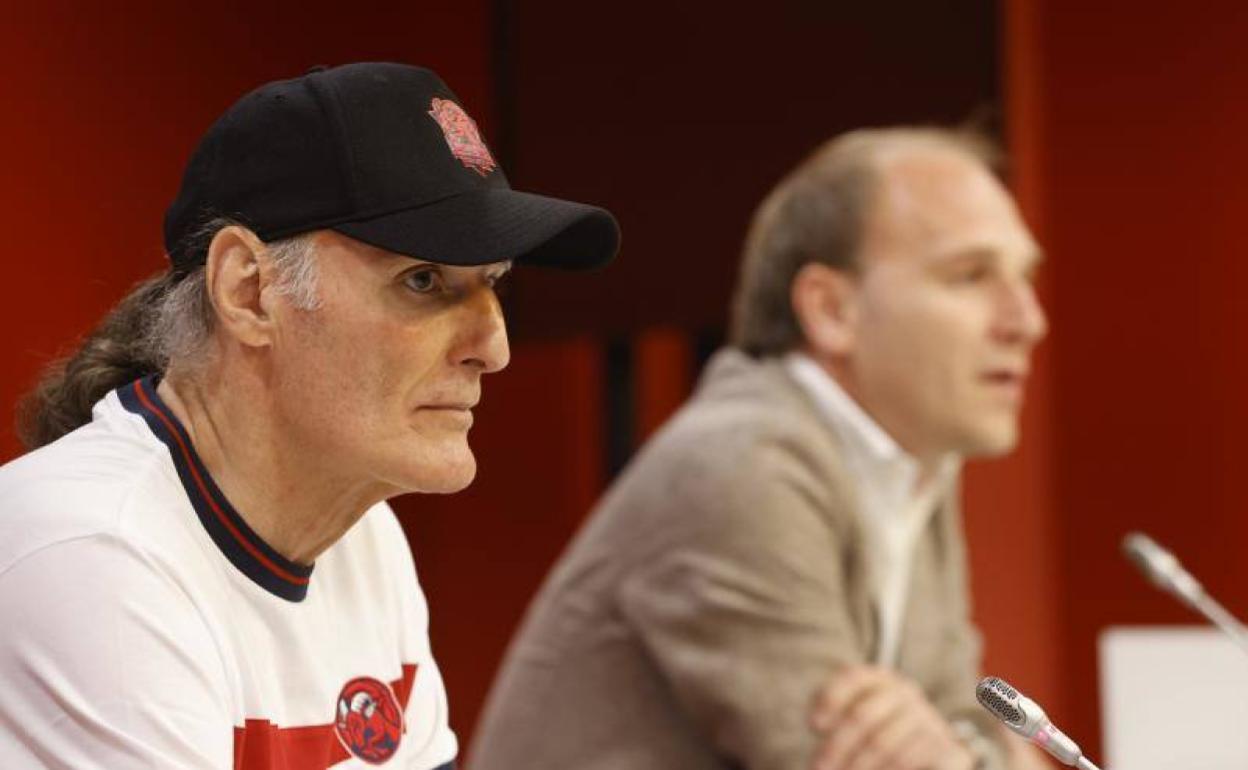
[604, 336, 635, 477]
[695, 328, 727, 375]
[490, 0, 518, 171]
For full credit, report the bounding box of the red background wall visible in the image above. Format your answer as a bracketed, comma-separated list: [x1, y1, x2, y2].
[6, 1, 1242, 763]
[1011, 0, 1248, 756]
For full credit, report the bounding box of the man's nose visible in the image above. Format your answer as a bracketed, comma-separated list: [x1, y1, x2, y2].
[453, 285, 510, 373]
[997, 279, 1048, 345]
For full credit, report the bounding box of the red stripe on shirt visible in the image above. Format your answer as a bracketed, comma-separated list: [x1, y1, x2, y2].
[134, 379, 309, 587]
[233, 665, 419, 770]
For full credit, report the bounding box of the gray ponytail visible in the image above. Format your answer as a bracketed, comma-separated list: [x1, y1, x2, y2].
[17, 218, 318, 449]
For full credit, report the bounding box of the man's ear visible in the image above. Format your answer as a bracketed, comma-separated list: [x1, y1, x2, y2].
[791, 262, 859, 358]
[204, 226, 277, 348]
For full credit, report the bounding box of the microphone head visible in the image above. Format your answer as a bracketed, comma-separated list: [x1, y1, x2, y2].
[975, 676, 1048, 738]
[1122, 531, 1202, 605]
[977, 676, 1088, 767]
[1122, 531, 1175, 588]
[975, 677, 1023, 726]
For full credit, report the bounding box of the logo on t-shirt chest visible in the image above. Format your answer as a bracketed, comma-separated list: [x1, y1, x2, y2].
[232, 664, 419, 768]
[334, 677, 405, 764]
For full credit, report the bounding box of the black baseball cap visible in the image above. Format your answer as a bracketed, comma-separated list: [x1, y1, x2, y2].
[164, 62, 619, 274]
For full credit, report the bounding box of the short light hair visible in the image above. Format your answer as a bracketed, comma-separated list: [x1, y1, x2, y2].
[729, 126, 1001, 357]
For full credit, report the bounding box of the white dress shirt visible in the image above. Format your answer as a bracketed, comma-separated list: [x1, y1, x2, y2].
[785, 352, 959, 666]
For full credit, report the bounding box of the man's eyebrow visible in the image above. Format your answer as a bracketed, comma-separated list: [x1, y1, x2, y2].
[930, 244, 1046, 266]
[929, 245, 998, 264]
[388, 254, 434, 268]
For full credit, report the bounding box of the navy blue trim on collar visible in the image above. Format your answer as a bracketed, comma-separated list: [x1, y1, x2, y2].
[118, 376, 314, 602]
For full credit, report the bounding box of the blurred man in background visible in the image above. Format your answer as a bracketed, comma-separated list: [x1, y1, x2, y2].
[471, 127, 1046, 770]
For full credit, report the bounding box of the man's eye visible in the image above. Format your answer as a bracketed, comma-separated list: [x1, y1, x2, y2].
[404, 269, 442, 293]
[953, 265, 991, 284]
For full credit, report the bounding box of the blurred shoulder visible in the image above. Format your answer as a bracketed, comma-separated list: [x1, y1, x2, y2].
[631, 348, 842, 483]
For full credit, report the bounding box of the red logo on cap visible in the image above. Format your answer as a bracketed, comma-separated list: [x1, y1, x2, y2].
[428, 98, 497, 177]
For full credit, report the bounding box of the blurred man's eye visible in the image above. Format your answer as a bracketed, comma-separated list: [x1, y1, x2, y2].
[947, 263, 992, 284]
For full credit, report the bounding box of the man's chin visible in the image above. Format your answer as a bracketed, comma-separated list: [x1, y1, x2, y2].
[391, 446, 478, 495]
[419, 462, 478, 494]
[960, 422, 1020, 459]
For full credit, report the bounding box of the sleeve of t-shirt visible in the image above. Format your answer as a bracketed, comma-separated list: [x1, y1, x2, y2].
[0, 534, 234, 769]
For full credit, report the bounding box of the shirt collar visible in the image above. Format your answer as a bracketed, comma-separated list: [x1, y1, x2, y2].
[784, 351, 958, 513]
[118, 375, 314, 602]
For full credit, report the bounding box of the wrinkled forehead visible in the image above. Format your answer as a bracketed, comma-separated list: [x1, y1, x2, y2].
[861, 145, 1038, 264]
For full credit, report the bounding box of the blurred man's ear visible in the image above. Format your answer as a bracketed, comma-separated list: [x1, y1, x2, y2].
[790, 262, 859, 359]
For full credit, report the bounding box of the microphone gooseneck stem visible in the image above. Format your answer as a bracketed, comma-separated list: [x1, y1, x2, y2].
[1192, 591, 1248, 658]
[1075, 756, 1101, 770]
[1123, 532, 1248, 660]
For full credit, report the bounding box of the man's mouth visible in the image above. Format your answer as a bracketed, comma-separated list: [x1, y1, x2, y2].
[415, 403, 476, 427]
[980, 369, 1028, 399]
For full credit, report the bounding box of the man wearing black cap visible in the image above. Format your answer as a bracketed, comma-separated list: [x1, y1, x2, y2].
[0, 62, 617, 769]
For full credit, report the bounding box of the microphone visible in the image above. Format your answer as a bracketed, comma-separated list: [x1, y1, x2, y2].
[975, 676, 1101, 770]
[1122, 531, 1203, 608]
[1122, 531, 1248, 656]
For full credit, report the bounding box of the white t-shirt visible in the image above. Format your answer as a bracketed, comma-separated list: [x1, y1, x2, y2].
[0, 377, 458, 769]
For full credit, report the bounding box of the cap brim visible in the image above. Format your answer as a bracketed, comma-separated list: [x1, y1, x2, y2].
[331, 187, 619, 269]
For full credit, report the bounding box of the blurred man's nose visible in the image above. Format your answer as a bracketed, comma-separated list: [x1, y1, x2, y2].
[996, 278, 1048, 346]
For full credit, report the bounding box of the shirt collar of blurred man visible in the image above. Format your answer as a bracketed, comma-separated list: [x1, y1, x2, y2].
[786, 348, 960, 667]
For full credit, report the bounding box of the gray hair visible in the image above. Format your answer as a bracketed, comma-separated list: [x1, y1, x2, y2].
[18, 218, 321, 448]
[150, 219, 321, 370]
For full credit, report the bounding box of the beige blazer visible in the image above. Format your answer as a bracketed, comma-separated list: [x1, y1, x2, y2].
[470, 350, 1009, 770]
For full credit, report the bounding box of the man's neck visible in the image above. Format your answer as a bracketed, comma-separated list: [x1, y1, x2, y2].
[156, 367, 388, 565]
[796, 351, 951, 488]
